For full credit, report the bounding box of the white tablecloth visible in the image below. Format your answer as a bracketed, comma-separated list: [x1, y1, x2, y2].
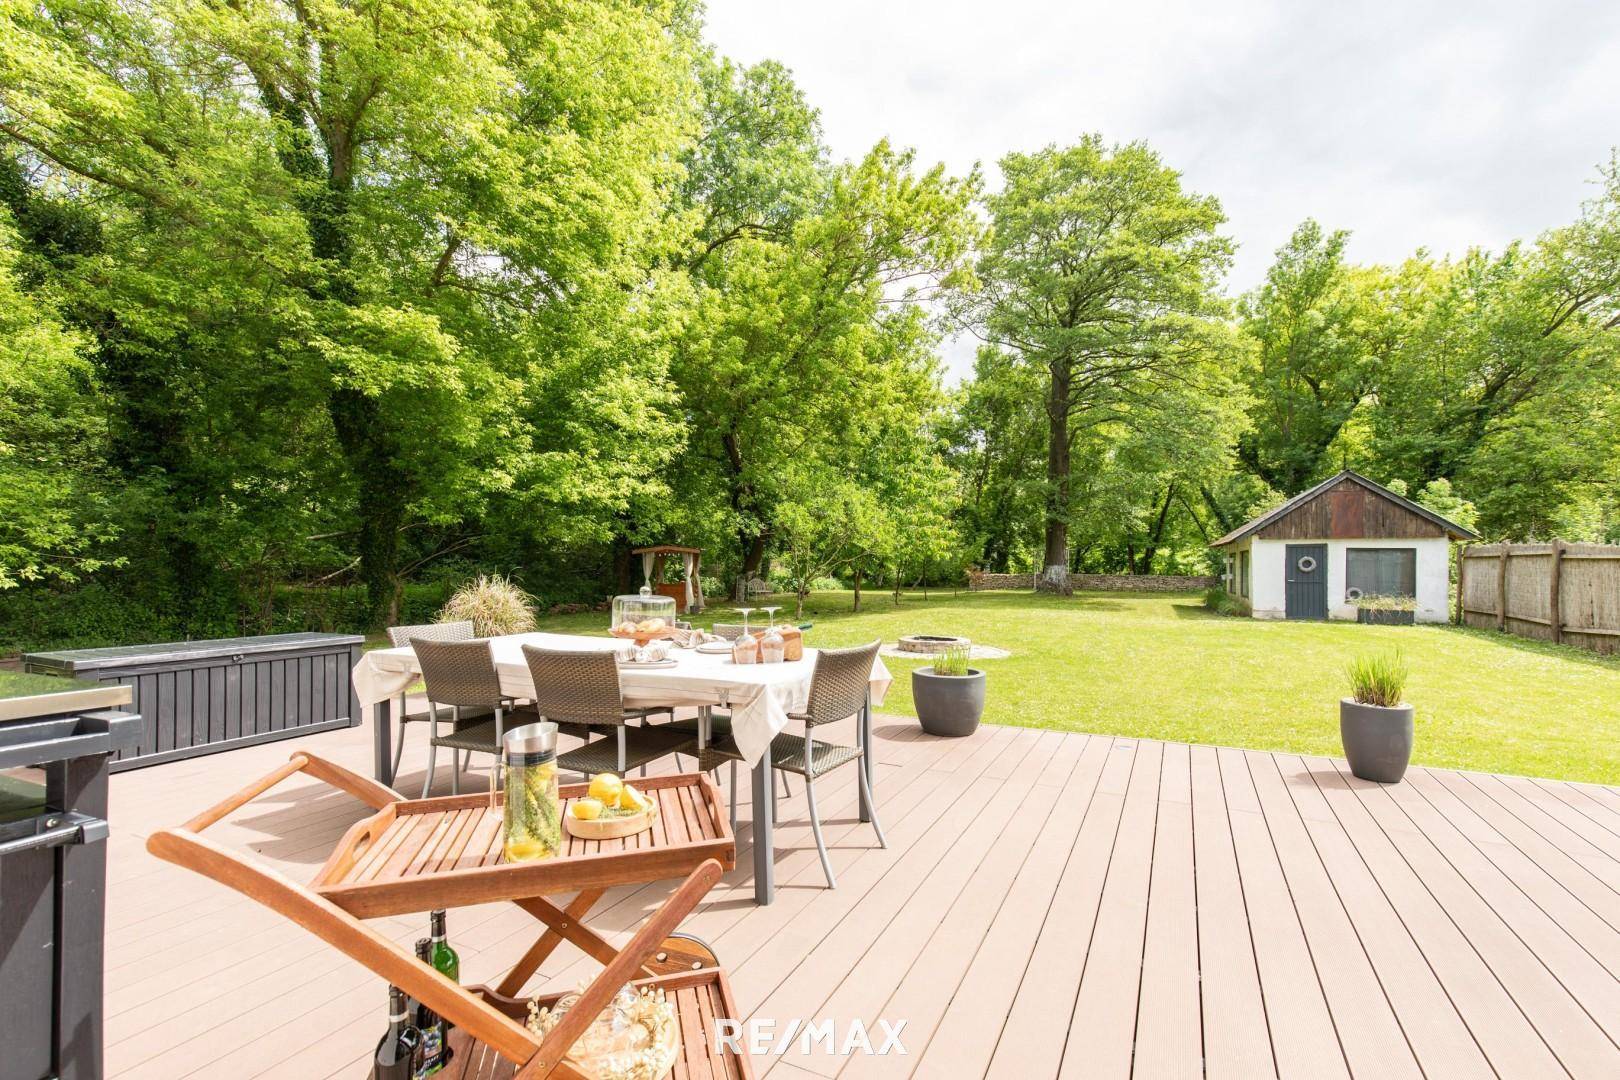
[351, 632, 891, 768]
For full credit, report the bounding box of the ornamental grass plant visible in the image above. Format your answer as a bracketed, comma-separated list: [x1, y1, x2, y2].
[439, 574, 538, 637]
[1346, 649, 1409, 708]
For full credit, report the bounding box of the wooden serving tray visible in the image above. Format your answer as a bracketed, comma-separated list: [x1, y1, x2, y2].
[311, 773, 733, 918]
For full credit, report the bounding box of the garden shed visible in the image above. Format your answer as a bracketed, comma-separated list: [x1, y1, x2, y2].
[1211, 470, 1477, 622]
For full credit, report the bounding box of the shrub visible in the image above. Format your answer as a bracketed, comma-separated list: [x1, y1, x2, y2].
[439, 574, 538, 637]
[1349, 593, 1417, 612]
[931, 641, 973, 676]
[1346, 650, 1409, 708]
[1203, 586, 1250, 617]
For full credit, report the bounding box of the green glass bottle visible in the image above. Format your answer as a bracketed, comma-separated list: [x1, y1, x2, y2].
[429, 910, 459, 983]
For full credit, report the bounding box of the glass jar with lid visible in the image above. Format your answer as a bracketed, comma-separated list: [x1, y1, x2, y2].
[610, 585, 677, 643]
[503, 722, 560, 862]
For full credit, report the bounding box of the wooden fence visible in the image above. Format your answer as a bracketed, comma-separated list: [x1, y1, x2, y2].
[1458, 542, 1620, 654]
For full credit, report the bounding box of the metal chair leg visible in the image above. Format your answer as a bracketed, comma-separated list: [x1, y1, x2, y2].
[450, 706, 461, 796]
[857, 756, 887, 849]
[421, 701, 439, 799]
[804, 771, 836, 888]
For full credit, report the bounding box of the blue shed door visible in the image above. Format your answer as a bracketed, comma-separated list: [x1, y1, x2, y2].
[1285, 544, 1328, 620]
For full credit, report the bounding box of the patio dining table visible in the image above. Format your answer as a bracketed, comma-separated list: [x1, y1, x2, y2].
[351, 631, 892, 904]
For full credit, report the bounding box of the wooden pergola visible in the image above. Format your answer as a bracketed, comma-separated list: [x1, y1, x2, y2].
[632, 544, 705, 614]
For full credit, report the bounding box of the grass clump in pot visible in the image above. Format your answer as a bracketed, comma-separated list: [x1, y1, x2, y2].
[439, 574, 538, 637]
[931, 641, 973, 676]
[1346, 649, 1409, 708]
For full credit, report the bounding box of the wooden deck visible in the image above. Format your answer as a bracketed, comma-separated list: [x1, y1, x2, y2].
[104, 712, 1620, 1078]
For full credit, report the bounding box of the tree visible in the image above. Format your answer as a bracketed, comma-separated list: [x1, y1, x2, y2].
[1236, 221, 1382, 494]
[970, 136, 1238, 586]
[670, 139, 979, 594]
[2, 0, 698, 625]
[0, 213, 118, 588]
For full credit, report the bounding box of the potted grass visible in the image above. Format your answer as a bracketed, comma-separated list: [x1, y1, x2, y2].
[912, 641, 986, 737]
[1341, 650, 1413, 783]
[1351, 593, 1417, 626]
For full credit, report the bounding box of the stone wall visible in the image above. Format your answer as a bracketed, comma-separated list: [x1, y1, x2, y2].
[967, 570, 1217, 593]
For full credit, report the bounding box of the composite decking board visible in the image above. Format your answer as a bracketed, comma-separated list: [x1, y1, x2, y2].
[1242, 749, 1420, 1079]
[1391, 768, 1620, 983]
[975, 738, 1137, 1080]
[839, 734, 1107, 1080]
[1218, 751, 1354, 1080]
[1057, 739, 1164, 1080]
[1278, 755, 1511, 1078]
[898, 733, 1111, 1079]
[1539, 779, 1620, 841]
[103, 712, 1620, 1079]
[1465, 772, 1620, 891]
[1131, 741, 1202, 1080]
[1498, 773, 1620, 863]
[737, 727, 1053, 1022]
[790, 731, 1090, 1079]
[1422, 767, 1620, 932]
[1186, 744, 1276, 1080]
[1333, 758, 1620, 1057]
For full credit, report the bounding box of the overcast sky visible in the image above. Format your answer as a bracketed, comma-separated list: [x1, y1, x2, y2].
[703, 0, 1620, 378]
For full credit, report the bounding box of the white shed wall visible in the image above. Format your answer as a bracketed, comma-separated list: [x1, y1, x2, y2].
[1247, 536, 1452, 623]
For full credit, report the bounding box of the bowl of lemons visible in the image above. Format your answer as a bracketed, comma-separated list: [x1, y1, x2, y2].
[564, 772, 658, 840]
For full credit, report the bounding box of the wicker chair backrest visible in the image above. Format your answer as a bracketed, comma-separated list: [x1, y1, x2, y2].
[387, 620, 474, 648]
[801, 640, 881, 727]
[522, 646, 627, 727]
[710, 623, 745, 641]
[412, 638, 502, 708]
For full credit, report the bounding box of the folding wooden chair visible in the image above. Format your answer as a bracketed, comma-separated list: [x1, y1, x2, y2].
[147, 751, 751, 1079]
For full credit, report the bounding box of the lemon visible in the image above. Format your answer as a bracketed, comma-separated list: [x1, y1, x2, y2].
[588, 772, 622, 802]
[571, 797, 604, 820]
[618, 784, 649, 813]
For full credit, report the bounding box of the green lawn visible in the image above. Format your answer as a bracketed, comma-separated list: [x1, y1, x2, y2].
[512, 588, 1620, 786]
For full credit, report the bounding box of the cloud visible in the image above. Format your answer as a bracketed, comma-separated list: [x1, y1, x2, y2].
[702, 0, 1620, 378]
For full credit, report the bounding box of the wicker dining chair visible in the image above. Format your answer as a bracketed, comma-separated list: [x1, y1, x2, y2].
[710, 623, 746, 640]
[413, 638, 535, 798]
[522, 647, 694, 779]
[384, 621, 479, 779]
[689, 640, 885, 888]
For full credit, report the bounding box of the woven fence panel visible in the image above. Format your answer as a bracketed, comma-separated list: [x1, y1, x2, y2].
[1460, 542, 1620, 654]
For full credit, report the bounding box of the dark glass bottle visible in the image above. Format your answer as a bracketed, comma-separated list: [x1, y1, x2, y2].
[430, 909, 460, 983]
[412, 939, 448, 1078]
[371, 986, 419, 1080]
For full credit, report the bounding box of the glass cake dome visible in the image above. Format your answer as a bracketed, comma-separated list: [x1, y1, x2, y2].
[610, 585, 677, 640]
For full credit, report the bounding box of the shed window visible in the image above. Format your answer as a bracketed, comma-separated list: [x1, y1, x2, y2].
[1238, 550, 1250, 598]
[1346, 548, 1415, 599]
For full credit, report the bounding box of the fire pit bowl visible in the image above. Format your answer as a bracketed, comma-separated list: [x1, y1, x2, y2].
[897, 634, 971, 655]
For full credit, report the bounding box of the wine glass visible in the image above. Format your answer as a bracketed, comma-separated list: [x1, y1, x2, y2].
[733, 607, 758, 664]
[760, 605, 785, 663]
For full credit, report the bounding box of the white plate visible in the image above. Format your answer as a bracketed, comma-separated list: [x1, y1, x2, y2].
[695, 641, 733, 654]
[617, 658, 678, 668]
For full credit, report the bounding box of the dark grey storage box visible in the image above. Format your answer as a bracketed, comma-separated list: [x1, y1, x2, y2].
[23, 633, 364, 772]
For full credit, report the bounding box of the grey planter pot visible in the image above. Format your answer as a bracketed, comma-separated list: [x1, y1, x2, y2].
[1340, 698, 1414, 783]
[912, 667, 986, 737]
